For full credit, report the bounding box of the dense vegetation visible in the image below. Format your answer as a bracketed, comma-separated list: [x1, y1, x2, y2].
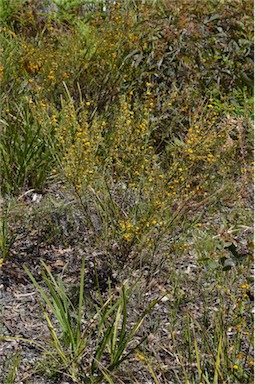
[0, 0, 253, 383]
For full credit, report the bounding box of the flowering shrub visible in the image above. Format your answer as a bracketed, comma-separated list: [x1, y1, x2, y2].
[0, 1, 253, 383]
[0, 0, 252, 234]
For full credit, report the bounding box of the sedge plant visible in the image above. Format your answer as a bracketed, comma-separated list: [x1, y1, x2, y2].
[23, 258, 162, 383]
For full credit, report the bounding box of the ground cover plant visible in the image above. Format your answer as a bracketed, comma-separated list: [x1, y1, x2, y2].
[0, 0, 253, 383]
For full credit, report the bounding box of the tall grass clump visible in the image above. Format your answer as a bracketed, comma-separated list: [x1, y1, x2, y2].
[0, 99, 55, 194]
[21, 259, 161, 383]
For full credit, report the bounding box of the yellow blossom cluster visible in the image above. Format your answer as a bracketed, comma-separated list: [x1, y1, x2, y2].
[55, 102, 103, 191]
[164, 106, 243, 200]
[105, 99, 158, 187]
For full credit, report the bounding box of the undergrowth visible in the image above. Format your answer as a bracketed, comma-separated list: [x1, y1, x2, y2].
[0, 0, 253, 383]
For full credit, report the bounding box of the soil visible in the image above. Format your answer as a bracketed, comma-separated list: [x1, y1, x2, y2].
[0, 187, 253, 383]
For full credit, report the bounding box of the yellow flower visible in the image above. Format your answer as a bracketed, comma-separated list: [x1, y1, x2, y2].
[233, 365, 238, 370]
[136, 351, 145, 361]
[0, 259, 3, 268]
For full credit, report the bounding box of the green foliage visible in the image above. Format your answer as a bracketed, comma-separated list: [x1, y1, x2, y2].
[0, 202, 16, 260]
[0, 0, 253, 382]
[0, 100, 54, 194]
[180, 285, 254, 383]
[23, 259, 161, 383]
[162, 262, 254, 384]
[2, 352, 21, 384]
[0, 0, 252, 196]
